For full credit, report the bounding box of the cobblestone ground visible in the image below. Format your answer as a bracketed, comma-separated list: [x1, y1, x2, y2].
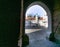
[26, 39, 60, 47]
[26, 30, 60, 47]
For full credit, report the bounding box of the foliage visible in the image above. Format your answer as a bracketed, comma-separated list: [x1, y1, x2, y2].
[49, 32, 56, 42]
[22, 34, 29, 47]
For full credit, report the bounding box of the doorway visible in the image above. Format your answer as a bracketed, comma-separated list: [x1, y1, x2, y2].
[24, 1, 52, 47]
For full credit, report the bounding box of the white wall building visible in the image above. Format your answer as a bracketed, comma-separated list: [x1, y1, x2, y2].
[39, 15, 48, 28]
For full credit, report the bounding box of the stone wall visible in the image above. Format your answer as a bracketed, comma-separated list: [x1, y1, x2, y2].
[53, 0, 60, 43]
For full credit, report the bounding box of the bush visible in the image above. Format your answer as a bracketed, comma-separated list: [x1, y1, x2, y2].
[22, 34, 29, 47]
[49, 32, 56, 42]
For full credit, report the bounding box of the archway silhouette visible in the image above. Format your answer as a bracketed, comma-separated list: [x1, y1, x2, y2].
[25, 1, 52, 38]
[21, 1, 52, 47]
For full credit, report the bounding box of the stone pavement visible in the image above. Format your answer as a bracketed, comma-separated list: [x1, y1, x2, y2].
[26, 30, 60, 47]
[26, 39, 60, 47]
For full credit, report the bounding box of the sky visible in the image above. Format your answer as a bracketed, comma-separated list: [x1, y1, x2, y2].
[26, 5, 47, 17]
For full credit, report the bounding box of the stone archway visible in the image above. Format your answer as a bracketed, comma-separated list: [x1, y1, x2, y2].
[24, 1, 52, 47]
[25, 1, 52, 39]
[19, 0, 60, 47]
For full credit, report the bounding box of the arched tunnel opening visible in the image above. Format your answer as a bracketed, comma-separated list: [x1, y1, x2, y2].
[19, 0, 60, 47]
[24, 1, 53, 47]
[25, 4, 49, 41]
[18, 1, 60, 47]
[25, 4, 49, 34]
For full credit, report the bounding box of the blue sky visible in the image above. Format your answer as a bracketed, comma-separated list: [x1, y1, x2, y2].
[26, 5, 47, 17]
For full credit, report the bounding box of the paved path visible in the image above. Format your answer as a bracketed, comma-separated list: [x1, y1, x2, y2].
[26, 39, 60, 47]
[25, 29, 42, 33]
[26, 30, 60, 47]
